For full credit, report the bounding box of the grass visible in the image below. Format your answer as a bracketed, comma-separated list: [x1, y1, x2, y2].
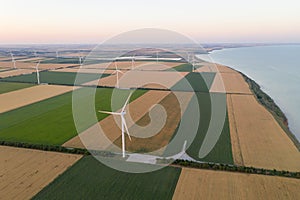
[0, 71, 107, 85]
[171, 72, 216, 92]
[33, 156, 181, 200]
[41, 58, 81, 64]
[0, 82, 34, 94]
[170, 63, 202, 72]
[0, 88, 147, 145]
[164, 93, 233, 165]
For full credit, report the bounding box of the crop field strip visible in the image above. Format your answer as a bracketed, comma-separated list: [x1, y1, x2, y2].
[173, 167, 300, 200]
[0, 82, 34, 94]
[0, 71, 110, 85]
[33, 156, 181, 200]
[0, 145, 82, 200]
[0, 61, 77, 70]
[227, 94, 300, 171]
[110, 91, 193, 155]
[0, 88, 147, 145]
[0, 85, 75, 113]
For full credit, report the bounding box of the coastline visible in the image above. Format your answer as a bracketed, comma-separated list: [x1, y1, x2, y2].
[224, 65, 300, 151]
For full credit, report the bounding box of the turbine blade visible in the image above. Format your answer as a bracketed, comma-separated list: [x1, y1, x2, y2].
[117, 70, 124, 74]
[122, 116, 131, 141]
[121, 91, 133, 112]
[98, 111, 121, 115]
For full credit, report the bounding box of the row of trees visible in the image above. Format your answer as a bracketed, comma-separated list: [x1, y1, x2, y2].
[0, 141, 90, 155]
[173, 159, 300, 179]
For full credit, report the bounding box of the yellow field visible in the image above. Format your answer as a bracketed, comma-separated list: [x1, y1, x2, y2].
[0, 85, 75, 113]
[227, 94, 300, 171]
[0, 61, 77, 70]
[173, 168, 300, 200]
[0, 146, 82, 200]
[0, 69, 35, 78]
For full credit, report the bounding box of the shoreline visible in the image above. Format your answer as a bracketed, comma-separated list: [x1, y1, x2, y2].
[224, 65, 300, 151]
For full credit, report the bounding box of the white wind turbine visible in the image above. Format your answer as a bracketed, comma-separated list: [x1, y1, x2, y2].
[192, 54, 196, 72]
[56, 51, 59, 59]
[131, 54, 135, 69]
[10, 52, 16, 69]
[35, 61, 40, 85]
[78, 56, 83, 67]
[156, 51, 159, 63]
[98, 92, 133, 158]
[112, 61, 124, 88]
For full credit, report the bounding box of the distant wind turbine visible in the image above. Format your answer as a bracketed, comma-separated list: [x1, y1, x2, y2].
[112, 61, 124, 88]
[10, 52, 16, 69]
[78, 56, 83, 67]
[35, 61, 40, 85]
[131, 54, 135, 69]
[156, 51, 159, 63]
[56, 51, 59, 59]
[99, 92, 133, 158]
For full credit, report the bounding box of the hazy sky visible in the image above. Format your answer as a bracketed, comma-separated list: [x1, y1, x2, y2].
[0, 0, 299, 44]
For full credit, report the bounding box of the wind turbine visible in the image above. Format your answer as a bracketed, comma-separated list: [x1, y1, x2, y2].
[156, 51, 159, 63]
[112, 61, 124, 88]
[56, 51, 59, 59]
[10, 52, 16, 69]
[192, 54, 195, 72]
[35, 61, 40, 85]
[78, 56, 84, 67]
[98, 92, 133, 158]
[131, 54, 135, 69]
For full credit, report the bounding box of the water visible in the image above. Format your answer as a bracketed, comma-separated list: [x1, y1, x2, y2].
[198, 45, 300, 141]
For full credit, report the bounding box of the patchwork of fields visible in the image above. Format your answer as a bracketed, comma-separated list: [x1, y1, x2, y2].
[0, 59, 299, 199]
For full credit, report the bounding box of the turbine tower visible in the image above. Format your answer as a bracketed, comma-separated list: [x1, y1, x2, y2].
[78, 56, 84, 67]
[10, 52, 16, 69]
[112, 61, 124, 88]
[131, 54, 135, 69]
[156, 51, 159, 63]
[56, 51, 59, 59]
[99, 92, 133, 158]
[35, 61, 40, 85]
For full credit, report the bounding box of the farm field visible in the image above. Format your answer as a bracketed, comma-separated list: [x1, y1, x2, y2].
[0, 146, 82, 200]
[0, 85, 74, 113]
[173, 168, 300, 200]
[33, 156, 181, 200]
[111, 91, 193, 155]
[1, 71, 108, 85]
[93, 71, 188, 89]
[0, 88, 146, 145]
[0, 61, 77, 69]
[171, 72, 216, 92]
[227, 94, 300, 171]
[0, 82, 34, 94]
[63, 90, 170, 150]
[83, 61, 183, 70]
[0, 69, 36, 78]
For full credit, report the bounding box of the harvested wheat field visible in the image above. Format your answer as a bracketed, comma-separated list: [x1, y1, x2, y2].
[90, 71, 188, 89]
[83, 61, 182, 70]
[0, 146, 82, 200]
[0, 69, 35, 78]
[51, 67, 115, 74]
[111, 92, 193, 154]
[227, 94, 300, 171]
[0, 85, 75, 113]
[63, 90, 170, 149]
[173, 168, 300, 200]
[0, 61, 77, 70]
[220, 71, 252, 94]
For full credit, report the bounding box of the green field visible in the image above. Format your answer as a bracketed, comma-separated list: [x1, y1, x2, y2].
[0, 71, 108, 85]
[33, 156, 181, 200]
[41, 57, 81, 64]
[164, 92, 233, 165]
[0, 82, 34, 94]
[170, 63, 203, 72]
[0, 88, 147, 145]
[171, 72, 216, 92]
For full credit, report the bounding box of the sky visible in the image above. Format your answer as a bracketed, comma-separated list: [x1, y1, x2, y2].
[0, 0, 300, 44]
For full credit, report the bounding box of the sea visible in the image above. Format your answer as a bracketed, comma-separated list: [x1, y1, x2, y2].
[198, 45, 300, 141]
